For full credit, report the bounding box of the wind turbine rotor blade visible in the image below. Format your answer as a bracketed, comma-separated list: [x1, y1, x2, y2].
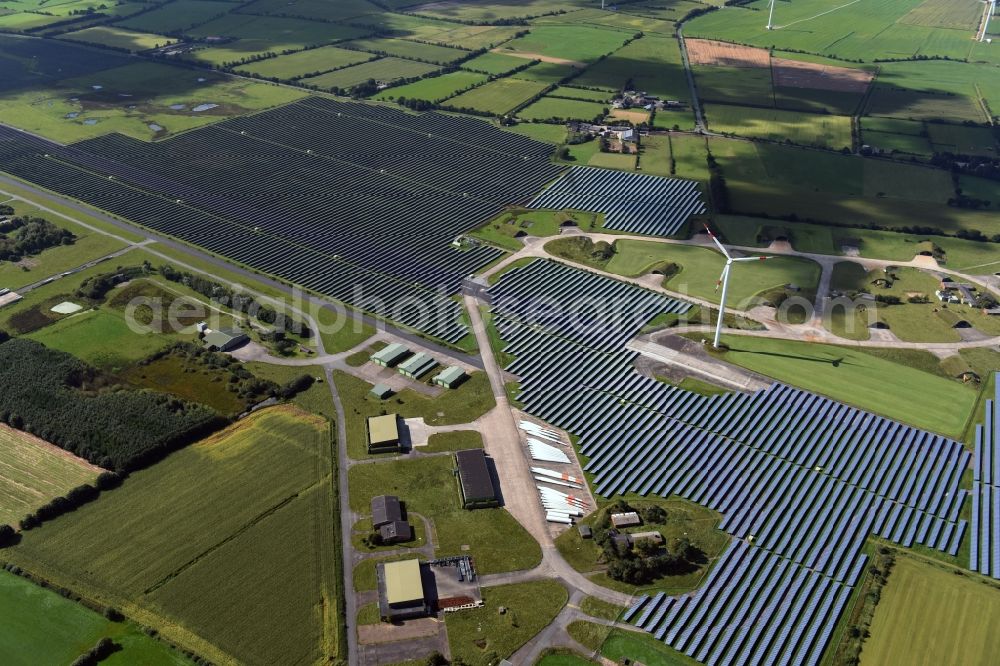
[714, 265, 727, 292]
[703, 224, 731, 259]
[732, 255, 774, 262]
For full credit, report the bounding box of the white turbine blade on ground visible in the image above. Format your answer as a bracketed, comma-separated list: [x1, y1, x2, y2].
[732, 255, 774, 262]
[704, 224, 731, 259]
[532, 467, 583, 484]
[534, 475, 582, 489]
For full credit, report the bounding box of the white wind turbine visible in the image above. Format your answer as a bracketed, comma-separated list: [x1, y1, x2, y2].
[704, 224, 772, 349]
[766, 0, 777, 30]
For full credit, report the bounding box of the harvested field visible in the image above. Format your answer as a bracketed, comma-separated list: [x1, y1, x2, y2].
[0, 423, 101, 526]
[489, 48, 582, 67]
[772, 57, 874, 93]
[686, 38, 769, 68]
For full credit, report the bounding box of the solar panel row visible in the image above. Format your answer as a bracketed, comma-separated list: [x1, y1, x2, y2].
[971, 376, 1000, 577]
[528, 165, 706, 236]
[487, 259, 969, 666]
[0, 97, 564, 342]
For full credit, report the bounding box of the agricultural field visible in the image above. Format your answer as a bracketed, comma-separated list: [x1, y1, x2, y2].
[863, 60, 995, 123]
[574, 34, 690, 104]
[549, 86, 612, 103]
[443, 77, 548, 115]
[374, 70, 487, 103]
[861, 556, 1000, 666]
[460, 50, 529, 75]
[4, 406, 341, 666]
[713, 334, 978, 437]
[348, 455, 541, 574]
[491, 25, 631, 65]
[238, 0, 380, 21]
[0, 424, 101, 526]
[116, 0, 235, 33]
[301, 57, 440, 91]
[236, 45, 376, 80]
[342, 36, 469, 64]
[58, 26, 175, 52]
[705, 104, 853, 150]
[408, 0, 591, 22]
[518, 96, 607, 122]
[0, 56, 304, 142]
[684, 0, 978, 62]
[694, 66, 774, 106]
[927, 122, 999, 155]
[0, 570, 191, 666]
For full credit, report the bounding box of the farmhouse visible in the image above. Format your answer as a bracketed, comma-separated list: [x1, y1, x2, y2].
[610, 511, 641, 528]
[455, 449, 498, 509]
[398, 352, 437, 379]
[376, 559, 429, 621]
[367, 414, 401, 453]
[371, 343, 410, 367]
[432, 366, 467, 389]
[203, 327, 249, 352]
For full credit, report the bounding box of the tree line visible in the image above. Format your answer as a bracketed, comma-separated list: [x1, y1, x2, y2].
[158, 265, 312, 338]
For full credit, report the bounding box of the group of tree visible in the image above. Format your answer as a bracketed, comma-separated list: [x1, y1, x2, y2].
[591, 500, 703, 586]
[0, 216, 75, 262]
[143, 342, 314, 407]
[70, 638, 119, 666]
[158, 265, 312, 338]
[706, 151, 731, 214]
[0, 337, 224, 471]
[76, 265, 148, 300]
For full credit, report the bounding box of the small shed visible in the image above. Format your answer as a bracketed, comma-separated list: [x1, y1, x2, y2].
[610, 511, 641, 528]
[367, 414, 401, 453]
[432, 366, 467, 389]
[630, 531, 664, 545]
[578, 525, 593, 539]
[370, 384, 393, 399]
[398, 352, 437, 379]
[371, 343, 409, 367]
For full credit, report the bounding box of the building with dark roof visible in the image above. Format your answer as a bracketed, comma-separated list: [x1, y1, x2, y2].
[455, 449, 498, 509]
[379, 520, 412, 544]
[371, 495, 403, 528]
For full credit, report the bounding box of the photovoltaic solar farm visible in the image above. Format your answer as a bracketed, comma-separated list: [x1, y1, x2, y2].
[0, 97, 565, 342]
[972, 377, 1000, 579]
[488, 259, 970, 666]
[528, 166, 706, 237]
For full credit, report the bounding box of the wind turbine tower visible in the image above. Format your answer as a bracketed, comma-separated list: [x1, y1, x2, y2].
[767, 0, 777, 30]
[704, 225, 772, 349]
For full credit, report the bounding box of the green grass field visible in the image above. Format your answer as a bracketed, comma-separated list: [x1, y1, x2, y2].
[471, 209, 598, 251]
[461, 51, 529, 75]
[706, 104, 852, 150]
[443, 77, 548, 115]
[0, 59, 305, 142]
[343, 37, 469, 64]
[861, 556, 1000, 666]
[348, 455, 541, 574]
[574, 34, 690, 109]
[374, 70, 487, 103]
[5, 406, 341, 665]
[27, 309, 183, 371]
[712, 334, 978, 437]
[600, 239, 821, 308]
[518, 96, 607, 122]
[0, 424, 100, 526]
[445, 580, 567, 665]
[236, 46, 375, 80]
[0, 570, 191, 666]
[58, 26, 175, 52]
[301, 57, 440, 91]
[493, 25, 630, 63]
[695, 66, 773, 107]
[117, 0, 235, 33]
